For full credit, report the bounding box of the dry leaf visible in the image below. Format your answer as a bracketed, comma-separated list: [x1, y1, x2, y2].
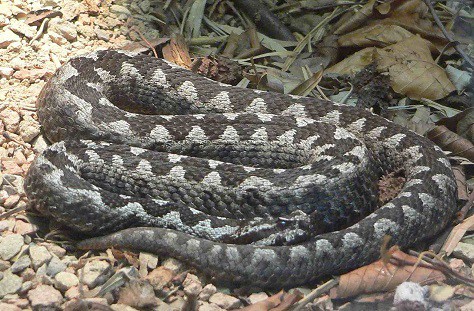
[330, 249, 446, 299]
[334, 0, 377, 35]
[427, 125, 474, 161]
[338, 24, 414, 48]
[290, 69, 323, 96]
[162, 35, 192, 69]
[376, 35, 456, 100]
[325, 47, 377, 75]
[441, 214, 474, 256]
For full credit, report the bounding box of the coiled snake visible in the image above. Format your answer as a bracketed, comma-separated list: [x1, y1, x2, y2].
[25, 50, 457, 288]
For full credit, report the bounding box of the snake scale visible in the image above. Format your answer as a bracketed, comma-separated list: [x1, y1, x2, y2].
[24, 50, 458, 288]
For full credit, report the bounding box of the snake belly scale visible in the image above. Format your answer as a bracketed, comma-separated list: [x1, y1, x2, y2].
[24, 50, 457, 288]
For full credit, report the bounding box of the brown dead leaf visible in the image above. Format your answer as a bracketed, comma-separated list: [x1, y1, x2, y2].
[338, 24, 414, 48]
[441, 214, 474, 256]
[436, 108, 474, 142]
[333, 0, 377, 35]
[25, 9, 62, 25]
[239, 290, 303, 311]
[325, 47, 377, 75]
[162, 35, 192, 69]
[376, 35, 456, 100]
[427, 125, 474, 162]
[330, 249, 445, 299]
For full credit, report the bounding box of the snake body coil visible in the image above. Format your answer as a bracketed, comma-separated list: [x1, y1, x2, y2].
[25, 50, 457, 287]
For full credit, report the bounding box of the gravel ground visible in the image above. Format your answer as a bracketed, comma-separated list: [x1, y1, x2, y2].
[0, 0, 473, 310]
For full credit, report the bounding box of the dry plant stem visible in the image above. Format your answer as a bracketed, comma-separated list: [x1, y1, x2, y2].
[0, 204, 27, 220]
[407, 250, 474, 286]
[291, 278, 339, 311]
[132, 26, 158, 58]
[188, 35, 228, 46]
[29, 17, 49, 45]
[232, 0, 296, 41]
[423, 0, 474, 68]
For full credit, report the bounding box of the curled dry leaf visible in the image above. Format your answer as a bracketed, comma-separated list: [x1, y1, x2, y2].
[338, 24, 414, 48]
[239, 290, 303, 311]
[427, 125, 474, 162]
[333, 0, 376, 35]
[162, 35, 192, 69]
[330, 249, 445, 299]
[441, 214, 474, 256]
[325, 47, 378, 76]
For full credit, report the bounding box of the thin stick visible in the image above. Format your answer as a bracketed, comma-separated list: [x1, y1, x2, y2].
[292, 278, 339, 311]
[422, 0, 474, 68]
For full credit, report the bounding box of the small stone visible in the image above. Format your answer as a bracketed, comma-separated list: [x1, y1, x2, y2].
[94, 28, 110, 41]
[0, 108, 20, 132]
[168, 296, 186, 311]
[46, 255, 67, 277]
[29, 244, 52, 270]
[162, 257, 183, 274]
[145, 266, 175, 291]
[453, 242, 474, 262]
[43, 243, 67, 258]
[460, 300, 474, 311]
[7, 41, 21, 52]
[19, 280, 33, 294]
[27, 284, 63, 310]
[10, 255, 31, 273]
[48, 31, 67, 45]
[183, 273, 202, 297]
[0, 29, 20, 48]
[198, 301, 225, 311]
[248, 292, 269, 304]
[13, 68, 50, 81]
[20, 267, 35, 281]
[138, 252, 159, 277]
[199, 284, 217, 301]
[429, 284, 455, 303]
[0, 302, 21, 311]
[13, 220, 37, 236]
[82, 260, 112, 288]
[0, 234, 24, 260]
[54, 271, 79, 292]
[209, 292, 242, 310]
[0, 270, 22, 298]
[117, 279, 157, 309]
[0, 260, 10, 271]
[51, 21, 77, 42]
[18, 117, 40, 142]
[394, 282, 427, 310]
[0, 220, 13, 233]
[3, 194, 20, 208]
[64, 286, 81, 299]
[0, 67, 14, 77]
[8, 20, 36, 39]
[111, 303, 140, 311]
[32, 135, 48, 153]
[110, 5, 131, 16]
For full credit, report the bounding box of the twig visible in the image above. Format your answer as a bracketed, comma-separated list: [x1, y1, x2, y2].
[29, 18, 49, 45]
[422, 0, 474, 68]
[291, 278, 339, 311]
[0, 204, 27, 220]
[131, 26, 158, 58]
[407, 250, 474, 287]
